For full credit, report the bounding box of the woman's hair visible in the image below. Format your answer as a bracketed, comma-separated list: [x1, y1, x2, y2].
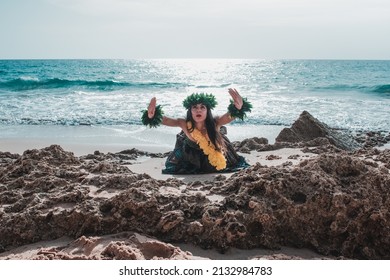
[186, 106, 225, 151]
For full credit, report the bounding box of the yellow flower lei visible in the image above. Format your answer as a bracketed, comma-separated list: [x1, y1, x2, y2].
[188, 123, 227, 171]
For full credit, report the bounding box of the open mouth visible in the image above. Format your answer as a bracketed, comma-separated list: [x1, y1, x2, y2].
[196, 114, 202, 118]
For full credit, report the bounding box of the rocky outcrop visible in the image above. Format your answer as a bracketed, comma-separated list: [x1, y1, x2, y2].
[1, 145, 390, 259]
[234, 112, 389, 154]
[275, 111, 361, 150]
[233, 137, 269, 153]
[354, 131, 390, 148]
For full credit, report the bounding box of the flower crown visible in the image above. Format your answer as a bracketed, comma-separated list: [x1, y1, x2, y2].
[182, 93, 217, 110]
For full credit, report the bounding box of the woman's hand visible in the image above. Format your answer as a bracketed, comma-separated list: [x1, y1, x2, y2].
[148, 97, 157, 118]
[228, 88, 243, 110]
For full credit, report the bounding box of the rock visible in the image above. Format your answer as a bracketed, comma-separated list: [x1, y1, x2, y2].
[233, 137, 269, 153]
[275, 111, 361, 150]
[1, 145, 390, 260]
[266, 154, 282, 160]
[10, 232, 199, 260]
[354, 131, 390, 148]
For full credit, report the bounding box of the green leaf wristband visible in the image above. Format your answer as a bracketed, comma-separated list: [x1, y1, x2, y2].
[141, 105, 164, 128]
[227, 98, 252, 121]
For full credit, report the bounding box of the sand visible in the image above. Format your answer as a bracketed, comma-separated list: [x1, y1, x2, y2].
[127, 148, 317, 183]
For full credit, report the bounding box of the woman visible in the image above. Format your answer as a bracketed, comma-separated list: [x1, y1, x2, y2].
[141, 88, 252, 174]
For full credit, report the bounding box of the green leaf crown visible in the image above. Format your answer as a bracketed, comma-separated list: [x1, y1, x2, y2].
[182, 93, 217, 110]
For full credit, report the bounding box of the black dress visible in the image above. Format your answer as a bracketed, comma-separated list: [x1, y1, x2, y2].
[162, 127, 249, 174]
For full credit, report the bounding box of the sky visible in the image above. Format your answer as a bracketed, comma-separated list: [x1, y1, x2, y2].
[0, 0, 389, 59]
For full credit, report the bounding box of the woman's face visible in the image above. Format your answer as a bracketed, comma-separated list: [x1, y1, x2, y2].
[191, 103, 207, 123]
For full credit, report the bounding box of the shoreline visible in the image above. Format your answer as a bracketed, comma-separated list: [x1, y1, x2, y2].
[0, 124, 285, 156]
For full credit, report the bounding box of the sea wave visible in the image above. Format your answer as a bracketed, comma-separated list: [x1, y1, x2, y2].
[0, 78, 188, 91]
[372, 84, 390, 94]
[312, 84, 390, 96]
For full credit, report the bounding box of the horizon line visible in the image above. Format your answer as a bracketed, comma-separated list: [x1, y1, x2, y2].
[1, 57, 390, 61]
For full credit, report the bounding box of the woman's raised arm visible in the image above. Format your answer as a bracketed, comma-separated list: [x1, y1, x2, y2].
[217, 88, 245, 126]
[143, 97, 186, 128]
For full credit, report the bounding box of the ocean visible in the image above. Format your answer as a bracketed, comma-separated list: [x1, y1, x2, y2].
[1, 59, 389, 153]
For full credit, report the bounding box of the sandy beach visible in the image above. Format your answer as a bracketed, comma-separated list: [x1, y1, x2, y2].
[1, 111, 390, 260]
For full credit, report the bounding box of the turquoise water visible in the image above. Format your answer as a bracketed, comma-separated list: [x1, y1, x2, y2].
[0, 59, 389, 132]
